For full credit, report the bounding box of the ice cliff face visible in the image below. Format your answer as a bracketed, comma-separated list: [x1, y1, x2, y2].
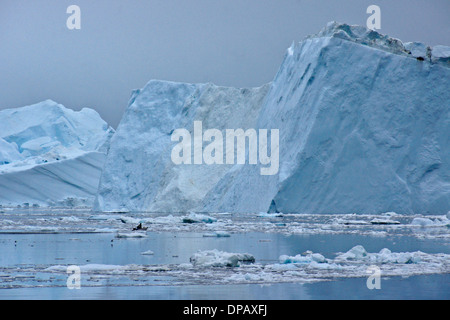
[94, 81, 270, 212]
[96, 22, 450, 214]
[0, 100, 114, 206]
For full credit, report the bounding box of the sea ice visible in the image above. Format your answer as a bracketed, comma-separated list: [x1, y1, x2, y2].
[189, 249, 255, 267]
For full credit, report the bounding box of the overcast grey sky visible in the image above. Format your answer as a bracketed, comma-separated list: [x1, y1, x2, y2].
[1, 0, 449, 127]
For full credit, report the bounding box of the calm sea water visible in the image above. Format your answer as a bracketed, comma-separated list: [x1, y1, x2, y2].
[0, 231, 448, 299]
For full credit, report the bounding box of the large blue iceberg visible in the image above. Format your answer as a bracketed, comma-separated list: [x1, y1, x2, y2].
[95, 23, 449, 214]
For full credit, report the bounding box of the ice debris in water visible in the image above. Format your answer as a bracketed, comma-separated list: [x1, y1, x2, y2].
[257, 212, 283, 218]
[183, 213, 217, 224]
[410, 217, 450, 227]
[336, 245, 368, 260]
[189, 249, 255, 267]
[116, 231, 147, 238]
[279, 251, 327, 264]
[336, 245, 422, 264]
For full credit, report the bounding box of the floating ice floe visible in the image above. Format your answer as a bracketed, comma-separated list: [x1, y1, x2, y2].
[183, 213, 217, 224]
[279, 251, 327, 264]
[410, 217, 450, 228]
[336, 245, 422, 264]
[189, 249, 255, 267]
[141, 250, 155, 255]
[116, 231, 147, 238]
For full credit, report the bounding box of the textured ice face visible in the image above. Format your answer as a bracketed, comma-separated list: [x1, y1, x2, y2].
[0, 100, 114, 207]
[309, 22, 449, 65]
[0, 138, 22, 165]
[94, 80, 270, 213]
[0, 100, 114, 170]
[203, 24, 450, 215]
[95, 22, 450, 215]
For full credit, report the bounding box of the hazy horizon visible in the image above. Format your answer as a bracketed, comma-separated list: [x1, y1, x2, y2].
[1, 0, 449, 128]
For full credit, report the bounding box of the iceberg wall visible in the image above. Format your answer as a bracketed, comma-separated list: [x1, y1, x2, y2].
[95, 22, 450, 214]
[0, 152, 106, 207]
[204, 23, 450, 215]
[94, 80, 270, 212]
[0, 100, 114, 207]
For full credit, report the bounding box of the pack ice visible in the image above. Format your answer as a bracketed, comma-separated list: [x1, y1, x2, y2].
[94, 22, 450, 214]
[0, 100, 114, 207]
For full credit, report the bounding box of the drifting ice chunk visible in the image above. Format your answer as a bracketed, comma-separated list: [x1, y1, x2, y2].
[190, 249, 255, 267]
[182, 213, 217, 224]
[337, 245, 422, 264]
[410, 217, 449, 227]
[279, 251, 326, 264]
[116, 232, 147, 238]
[337, 245, 368, 260]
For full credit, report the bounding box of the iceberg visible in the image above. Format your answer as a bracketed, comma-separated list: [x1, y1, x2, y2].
[0, 100, 114, 207]
[94, 81, 270, 212]
[94, 22, 450, 214]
